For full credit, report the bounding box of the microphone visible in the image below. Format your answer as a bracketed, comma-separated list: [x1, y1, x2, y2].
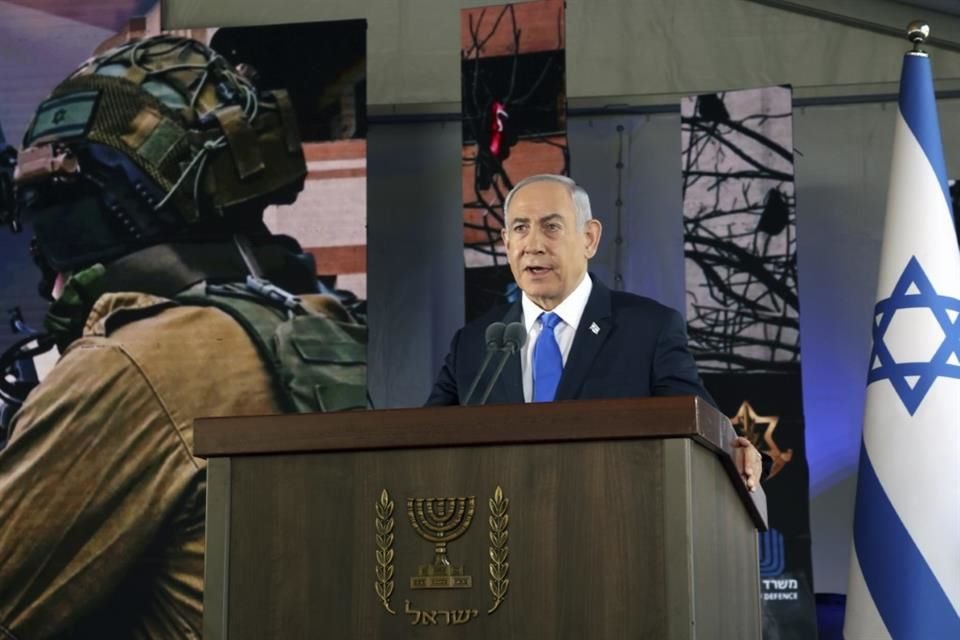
[462, 322, 506, 405]
[476, 322, 527, 405]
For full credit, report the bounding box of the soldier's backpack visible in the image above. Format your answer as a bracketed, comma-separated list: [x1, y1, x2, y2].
[176, 276, 367, 413]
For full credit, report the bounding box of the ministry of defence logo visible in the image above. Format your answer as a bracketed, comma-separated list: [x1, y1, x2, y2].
[731, 400, 792, 480]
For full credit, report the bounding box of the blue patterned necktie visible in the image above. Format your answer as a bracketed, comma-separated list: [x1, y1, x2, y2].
[533, 312, 563, 402]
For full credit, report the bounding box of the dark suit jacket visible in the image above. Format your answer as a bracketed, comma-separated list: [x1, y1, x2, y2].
[427, 276, 714, 406]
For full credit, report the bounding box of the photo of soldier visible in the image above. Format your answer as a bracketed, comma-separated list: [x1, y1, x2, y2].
[0, 35, 366, 638]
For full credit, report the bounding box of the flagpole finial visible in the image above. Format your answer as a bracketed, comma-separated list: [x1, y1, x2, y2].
[907, 21, 930, 53]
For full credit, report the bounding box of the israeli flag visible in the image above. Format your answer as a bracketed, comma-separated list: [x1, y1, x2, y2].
[844, 49, 960, 638]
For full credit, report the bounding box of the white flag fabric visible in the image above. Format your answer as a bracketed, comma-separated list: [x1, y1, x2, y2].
[844, 50, 960, 639]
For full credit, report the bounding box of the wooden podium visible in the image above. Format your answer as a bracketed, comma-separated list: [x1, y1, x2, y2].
[194, 396, 766, 640]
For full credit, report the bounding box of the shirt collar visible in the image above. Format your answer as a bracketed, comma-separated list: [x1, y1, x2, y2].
[521, 272, 593, 332]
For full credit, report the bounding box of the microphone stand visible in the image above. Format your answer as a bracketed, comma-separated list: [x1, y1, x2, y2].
[462, 322, 506, 405]
[476, 322, 527, 405]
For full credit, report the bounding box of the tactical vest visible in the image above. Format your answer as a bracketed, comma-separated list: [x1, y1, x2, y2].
[1, 243, 363, 437]
[176, 281, 367, 414]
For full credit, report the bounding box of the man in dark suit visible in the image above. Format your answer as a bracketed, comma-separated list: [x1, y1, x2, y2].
[428, 174, 763, 489]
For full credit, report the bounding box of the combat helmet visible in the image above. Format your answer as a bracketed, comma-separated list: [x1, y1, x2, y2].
[5, 34, 306, 285]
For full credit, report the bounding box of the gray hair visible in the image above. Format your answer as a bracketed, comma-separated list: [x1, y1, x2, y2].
[503, 174, 593, 229]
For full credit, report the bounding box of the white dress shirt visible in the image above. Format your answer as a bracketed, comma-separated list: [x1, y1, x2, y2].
[520, 273, 593, 402]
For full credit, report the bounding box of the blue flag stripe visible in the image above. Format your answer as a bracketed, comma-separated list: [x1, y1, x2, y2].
[898, 54, 954, 214]
[853, 442, 960, 638]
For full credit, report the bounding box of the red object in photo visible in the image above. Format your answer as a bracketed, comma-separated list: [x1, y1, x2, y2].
[489, 100, 508, 157]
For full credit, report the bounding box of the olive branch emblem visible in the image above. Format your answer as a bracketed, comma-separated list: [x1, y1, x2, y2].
[375, 489, 396, 613]
[487, 485, 510, 613]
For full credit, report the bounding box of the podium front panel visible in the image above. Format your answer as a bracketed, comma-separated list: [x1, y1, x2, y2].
[205, 437, 760, 640]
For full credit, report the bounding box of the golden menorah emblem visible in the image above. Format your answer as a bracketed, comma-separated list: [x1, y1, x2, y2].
[406, 496, 476, 589]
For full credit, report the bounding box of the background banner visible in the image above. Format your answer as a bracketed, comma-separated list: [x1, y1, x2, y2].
[681, 86, 817, 639]
[460, 0, 567, 321]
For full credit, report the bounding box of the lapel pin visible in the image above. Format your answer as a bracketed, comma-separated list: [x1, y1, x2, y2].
[589, 322, 600, 335]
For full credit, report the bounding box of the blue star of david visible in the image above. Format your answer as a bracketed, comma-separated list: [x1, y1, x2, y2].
[869, 256, 960, 415]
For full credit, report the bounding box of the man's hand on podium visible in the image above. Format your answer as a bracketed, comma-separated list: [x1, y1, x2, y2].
[732, 436, 763, 492]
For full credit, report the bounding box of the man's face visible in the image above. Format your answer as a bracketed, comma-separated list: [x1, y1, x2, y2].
[502, 180, 601, 311]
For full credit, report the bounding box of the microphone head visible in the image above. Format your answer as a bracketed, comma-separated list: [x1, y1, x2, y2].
[485, 322, 507, 349]
[503, 322, 527, 352]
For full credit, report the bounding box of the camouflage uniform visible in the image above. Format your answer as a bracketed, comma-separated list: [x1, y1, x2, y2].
[0, 291, 278, 638]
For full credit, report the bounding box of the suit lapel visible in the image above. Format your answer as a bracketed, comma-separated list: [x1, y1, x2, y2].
[489, 301, 524, 404]
[555, 277, 614, 401]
